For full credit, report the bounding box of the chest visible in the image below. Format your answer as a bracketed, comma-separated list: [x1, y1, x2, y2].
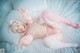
[27, 23, 47, 35]
[27, 23, 57, 35]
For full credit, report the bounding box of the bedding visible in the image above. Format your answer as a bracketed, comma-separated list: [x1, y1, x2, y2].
[0, 0, 80, 53]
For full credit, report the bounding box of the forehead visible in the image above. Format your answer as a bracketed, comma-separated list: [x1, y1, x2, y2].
[14, 21, 22, 24]
[12, 21, 22, 26]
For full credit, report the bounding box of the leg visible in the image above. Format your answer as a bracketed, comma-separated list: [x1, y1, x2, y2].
[41, 11, 80, 29]
[43, 36, 79, 49]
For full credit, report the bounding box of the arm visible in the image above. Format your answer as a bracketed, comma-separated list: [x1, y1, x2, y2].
[41, 11, 80, 29]
[17, 29, 46, 47]
[17, 8, 33, 24]
[17, 33, 33, 47]
[17, 24, 47, 47]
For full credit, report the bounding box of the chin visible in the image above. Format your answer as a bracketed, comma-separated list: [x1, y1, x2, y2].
[17, 31, 25, 33]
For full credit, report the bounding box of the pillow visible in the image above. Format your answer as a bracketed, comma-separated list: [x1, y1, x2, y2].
[1, 0, 49, 45]
[12, 0, 48, 18]
[1, 10, 25, 45]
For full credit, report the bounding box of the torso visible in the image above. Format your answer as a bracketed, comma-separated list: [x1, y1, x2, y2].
[27, 23, 56, 39]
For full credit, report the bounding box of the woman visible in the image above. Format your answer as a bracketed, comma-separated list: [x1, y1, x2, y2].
[10, 8, 80, 49]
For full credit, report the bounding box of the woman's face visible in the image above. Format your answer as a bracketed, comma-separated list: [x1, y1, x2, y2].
[11, 21, 27, 33]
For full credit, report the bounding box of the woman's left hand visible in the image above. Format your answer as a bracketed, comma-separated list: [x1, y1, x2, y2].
[17, 34, 33, 47]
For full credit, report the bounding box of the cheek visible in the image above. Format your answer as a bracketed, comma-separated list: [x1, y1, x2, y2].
[25, 26, 28, 30]
[20, 26, 26, 31]
[17, 29, 23, 32]
[19, 25, 24, 30]
[16, 27, 22, 32]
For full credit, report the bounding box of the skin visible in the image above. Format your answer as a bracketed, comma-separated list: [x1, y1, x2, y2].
[41, 11, 80, 28]
[14, 8, 80, 47]
[11, 9, 61, 47]
[10, 21, 28, 33]
[12, 20, 61, 47]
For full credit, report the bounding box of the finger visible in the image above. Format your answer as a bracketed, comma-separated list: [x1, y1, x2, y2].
[21, 8, 26, 13]
[17, 9, 25, 17]
[18, 8, 27, 15]
[27, 19, 33, 24]
[21, 43, 27, 47]
[26, 43, 31, 46]
[24, 43, 31, 47]
[17, 43, 21, 47]
[17, 40, 24, 46]
[18, 42, 24, 48]
[19, 8, 27, 15]
[18, 9, 29, 18]
[23, 43, 27, 47]
[17, 8, 23, 14]
[21, 43, 23, 47]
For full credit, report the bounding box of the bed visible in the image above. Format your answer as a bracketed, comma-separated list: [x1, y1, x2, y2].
[0, 0, 80, 53]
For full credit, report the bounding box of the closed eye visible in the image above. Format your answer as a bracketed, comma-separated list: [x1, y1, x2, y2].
[17, 25, 19, 27]
[16, 22, 18, 24]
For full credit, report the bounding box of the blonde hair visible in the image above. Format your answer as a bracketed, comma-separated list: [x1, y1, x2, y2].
[9, 20, 24, 33]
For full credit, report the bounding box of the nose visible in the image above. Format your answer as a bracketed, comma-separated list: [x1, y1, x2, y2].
[20, 28, 24, 31]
